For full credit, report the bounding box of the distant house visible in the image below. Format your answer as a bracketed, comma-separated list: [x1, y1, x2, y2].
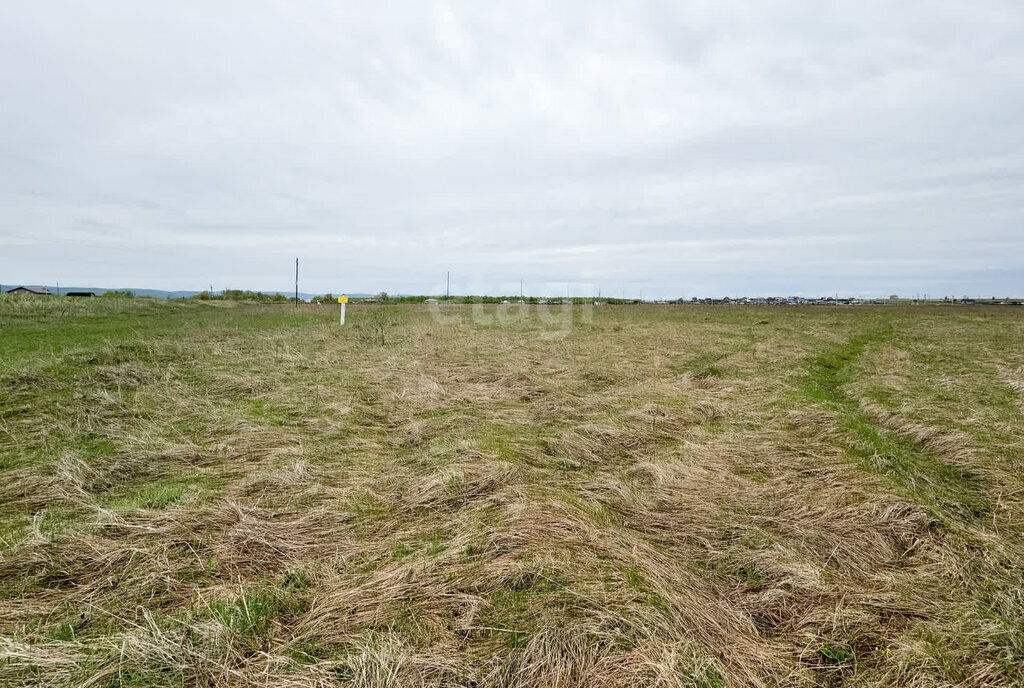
[424, 298, 439, 304]
[66, 291, 97, 297]
[5, 286, 51, 295]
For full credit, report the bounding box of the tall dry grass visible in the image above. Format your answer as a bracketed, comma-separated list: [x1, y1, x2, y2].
[0, 302, 1022, 686]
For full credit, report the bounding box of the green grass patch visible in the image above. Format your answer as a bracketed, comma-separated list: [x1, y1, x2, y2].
[803, 325, 990, 518]
[210, 587, 308, 639]
[104, 480, 198, 512]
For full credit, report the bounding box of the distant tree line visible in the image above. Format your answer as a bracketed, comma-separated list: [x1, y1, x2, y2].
[193, 290, 293, 302]
[178, 290, 659, 305]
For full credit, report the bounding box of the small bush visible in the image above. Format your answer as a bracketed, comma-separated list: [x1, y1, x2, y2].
[354, 306, 401, 346]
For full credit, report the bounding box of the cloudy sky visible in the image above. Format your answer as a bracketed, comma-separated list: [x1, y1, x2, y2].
[2, 1, 1022, 298]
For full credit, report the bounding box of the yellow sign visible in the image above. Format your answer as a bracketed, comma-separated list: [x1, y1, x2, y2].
[337, 295, 348, 304]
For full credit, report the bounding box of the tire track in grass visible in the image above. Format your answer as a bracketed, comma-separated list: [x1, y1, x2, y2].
[804, 324, 990, 520]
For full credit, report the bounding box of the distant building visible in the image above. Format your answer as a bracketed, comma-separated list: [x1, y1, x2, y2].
[889, 295, 899, 300]
[424, 298, 439, 304]
[66, 291, 97, 297]
[5, 286, 51, 295]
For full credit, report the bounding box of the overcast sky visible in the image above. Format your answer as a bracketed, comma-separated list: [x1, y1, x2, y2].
[2, 2, 1023, 298]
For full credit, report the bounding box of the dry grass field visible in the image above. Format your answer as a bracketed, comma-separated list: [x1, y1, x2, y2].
[1, 297, 1023, 687]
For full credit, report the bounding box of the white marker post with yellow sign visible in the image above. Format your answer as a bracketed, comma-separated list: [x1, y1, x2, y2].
[338, 294, 348, 325]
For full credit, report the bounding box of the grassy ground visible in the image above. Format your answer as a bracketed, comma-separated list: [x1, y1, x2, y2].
[1, 297, 1022, 687]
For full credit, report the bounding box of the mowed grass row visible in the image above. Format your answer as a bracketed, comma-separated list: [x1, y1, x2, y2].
[0, 297, 1022, 687]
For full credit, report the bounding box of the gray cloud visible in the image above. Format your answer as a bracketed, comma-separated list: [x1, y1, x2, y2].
[2, 1, 1023, 297]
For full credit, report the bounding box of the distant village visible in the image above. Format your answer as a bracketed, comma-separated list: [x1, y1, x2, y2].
[671, 295, 1024, 306]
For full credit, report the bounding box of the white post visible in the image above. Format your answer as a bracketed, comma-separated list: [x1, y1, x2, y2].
[338, 295, 349, 324]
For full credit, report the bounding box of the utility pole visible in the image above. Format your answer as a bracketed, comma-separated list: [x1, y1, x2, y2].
[446, 271, 450, 299]
[295, 258, 299, 308]
[520, 279, 523, 299]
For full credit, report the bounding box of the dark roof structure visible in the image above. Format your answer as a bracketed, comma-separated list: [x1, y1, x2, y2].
[4, 286, 52, 295]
